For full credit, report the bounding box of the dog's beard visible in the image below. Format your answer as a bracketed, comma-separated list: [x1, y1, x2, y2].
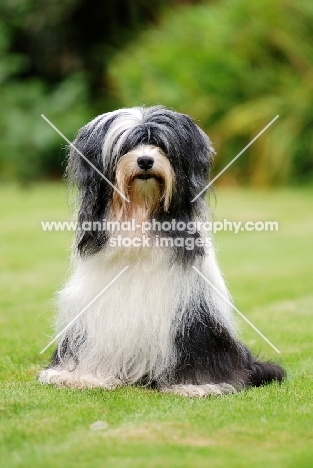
[110, 145, 175, 224]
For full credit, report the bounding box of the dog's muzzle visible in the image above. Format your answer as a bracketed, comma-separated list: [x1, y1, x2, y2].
[137, 156, 154, 171]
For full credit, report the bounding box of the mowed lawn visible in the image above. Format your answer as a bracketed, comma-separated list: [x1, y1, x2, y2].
[0, 183, 312, 468]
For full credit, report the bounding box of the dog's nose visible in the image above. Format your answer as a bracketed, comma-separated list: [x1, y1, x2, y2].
[137, 156, 154, 171]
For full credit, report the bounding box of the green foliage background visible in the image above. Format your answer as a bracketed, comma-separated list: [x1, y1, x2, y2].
[0, 1, 91, 181]
[110, 0, 313, 185]
[0, 0, 177, 181]
[0, 0, 312, 184]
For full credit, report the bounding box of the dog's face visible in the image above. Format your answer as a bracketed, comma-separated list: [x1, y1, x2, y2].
[112, 144, 175, 223]
[67, 106, 215, 255]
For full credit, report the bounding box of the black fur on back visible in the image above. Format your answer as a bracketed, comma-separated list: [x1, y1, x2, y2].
[165, 296, 286, 389]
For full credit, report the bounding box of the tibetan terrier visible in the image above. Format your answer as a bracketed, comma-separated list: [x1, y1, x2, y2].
[39, 106, 285, 396]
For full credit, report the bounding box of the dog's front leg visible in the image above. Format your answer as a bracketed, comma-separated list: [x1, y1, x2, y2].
[39, 368, 123, 390]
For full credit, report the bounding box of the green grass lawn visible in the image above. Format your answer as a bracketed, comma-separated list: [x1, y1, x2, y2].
[1, 183, 312, 468]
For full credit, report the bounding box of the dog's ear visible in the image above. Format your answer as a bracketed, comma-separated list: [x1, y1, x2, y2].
[183, 116, 215, 199]
[164, 112, 214, 218]
[66, 118, 112, 256]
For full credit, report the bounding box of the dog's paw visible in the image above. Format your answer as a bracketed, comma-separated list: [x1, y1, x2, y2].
[161, 383, 237, 397]
[38, 369, 123, 390]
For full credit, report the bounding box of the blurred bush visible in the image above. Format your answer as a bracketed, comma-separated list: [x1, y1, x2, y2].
[0, 70, 91, 182]
[0, 1, 92, 182]
[109, 0, 313, 185]
[0, 0, 193, 182]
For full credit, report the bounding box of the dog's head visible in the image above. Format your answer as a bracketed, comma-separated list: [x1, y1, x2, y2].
[67, 106, 215, 255]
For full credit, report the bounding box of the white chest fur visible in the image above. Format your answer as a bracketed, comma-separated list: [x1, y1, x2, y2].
[56, 242, 234, 383]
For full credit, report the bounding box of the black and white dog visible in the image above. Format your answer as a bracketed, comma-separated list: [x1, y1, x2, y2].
[39, 106, 285, 396]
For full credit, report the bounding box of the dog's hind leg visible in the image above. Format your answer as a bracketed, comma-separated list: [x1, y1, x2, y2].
[161, 383, 237, 397]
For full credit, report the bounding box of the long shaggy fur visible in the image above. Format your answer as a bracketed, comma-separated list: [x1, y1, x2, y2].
[39, 105, 285, 396]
